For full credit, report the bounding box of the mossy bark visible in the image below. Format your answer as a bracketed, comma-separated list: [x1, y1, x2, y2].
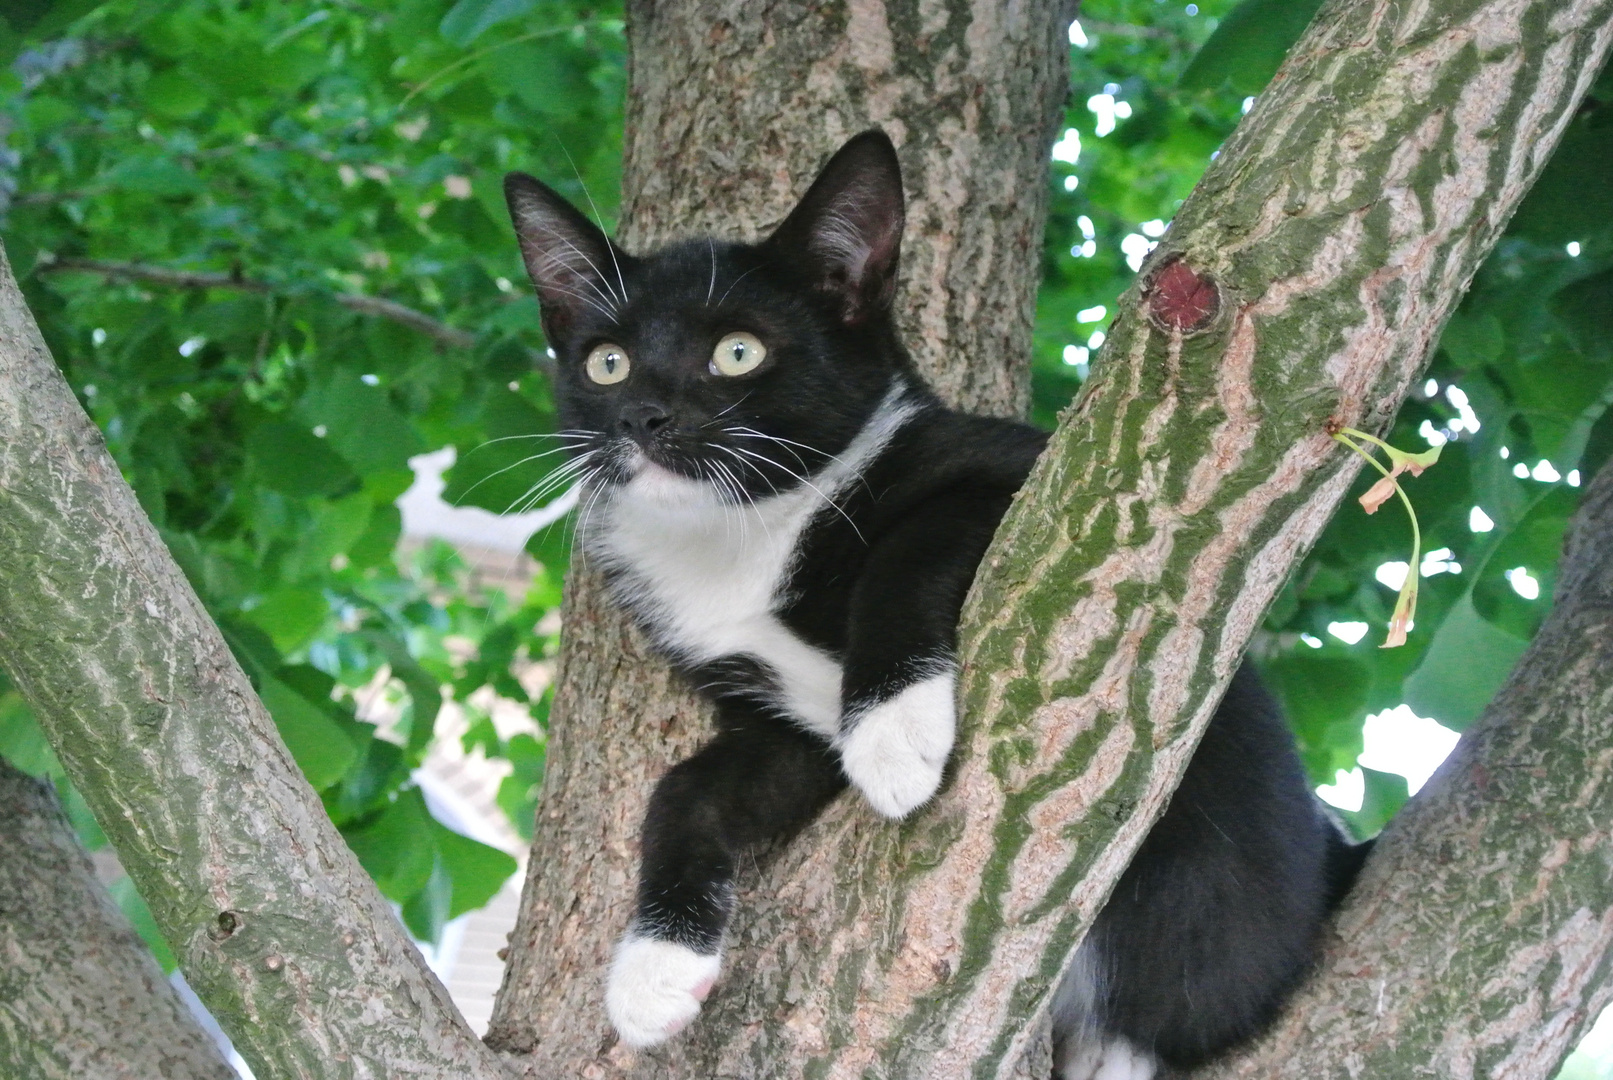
[0, 244, 509, 1080]
[0, 758, 236, 1080]
[490, 0, 1613, 1077]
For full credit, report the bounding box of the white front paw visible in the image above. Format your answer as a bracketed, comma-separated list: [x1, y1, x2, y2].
[605, 935, 723, 1048]
[838, 670, 956, 819]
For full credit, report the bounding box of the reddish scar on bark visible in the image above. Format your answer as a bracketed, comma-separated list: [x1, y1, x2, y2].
[1146, 256, 1220, 333]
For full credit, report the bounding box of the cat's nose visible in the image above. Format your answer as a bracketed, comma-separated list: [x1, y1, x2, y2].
[619, 402, 673, 441]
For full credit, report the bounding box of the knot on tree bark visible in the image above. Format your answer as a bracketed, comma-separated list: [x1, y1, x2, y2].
[1145, 255, 1221, 333]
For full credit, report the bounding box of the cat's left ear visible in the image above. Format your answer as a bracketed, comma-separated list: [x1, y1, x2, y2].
[504, 172, 628, 337]
[765, 130, 904, 324]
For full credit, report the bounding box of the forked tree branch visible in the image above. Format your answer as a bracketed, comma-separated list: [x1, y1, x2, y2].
[0, 242, 509, 1079]
[487, 0, 1613, 1075]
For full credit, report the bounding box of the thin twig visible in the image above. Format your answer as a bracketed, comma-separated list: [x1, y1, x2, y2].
[34, 254, 552, 373]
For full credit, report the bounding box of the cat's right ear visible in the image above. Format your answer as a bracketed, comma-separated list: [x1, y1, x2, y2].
[504, 172, 626, 334]
[765, 131, 905, 325]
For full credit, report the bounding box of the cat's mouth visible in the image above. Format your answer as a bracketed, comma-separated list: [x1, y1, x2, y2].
[613, 443, 709, 487]
[607, 439, 791, 506]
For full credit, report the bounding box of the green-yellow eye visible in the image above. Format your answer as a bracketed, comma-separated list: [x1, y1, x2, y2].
[585, 343, 630, 385]
[710, 332, 767, 377]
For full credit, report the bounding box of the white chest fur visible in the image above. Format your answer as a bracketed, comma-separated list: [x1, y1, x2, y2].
[589, 384, 917, 740]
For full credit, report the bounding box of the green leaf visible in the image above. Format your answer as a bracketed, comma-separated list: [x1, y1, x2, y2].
[433, 821, 517, 918]
[1438, 310, 1504, 367]
[246, 421, 361, 499]
[325, 737, 409, 826]
[258, 677, 360, 790]
[483, 38, 597, 118]
[302, 375, 425, 476]
[401, 854, 454, 942]
[348, 504, 404, 569]
[0, 0, 110, 66]
[143, 66, 210, 119]
[359, 631, 445, 756]
[1339, 767, 1409, 839]
[496, 731, 545, 841]
[1179, 0, 1324, 94]
[442, 389, 560, 514]
[524, 518, 572, 581]
[440, 0, 540, 46]
[343, 787, 437, 902]
[1402, 595, 1527, 731]
[216, 617, 283, 686]
[0, 689, 60, 778]
[1553, 267, 1613, 363]
[105, 155, 204, 197]
[241, 586, 328, 655]
[1262, 655, 1369, 782]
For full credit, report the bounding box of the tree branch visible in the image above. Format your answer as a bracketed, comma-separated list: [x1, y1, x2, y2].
[1197, 459, 1613, 1078]
[925, 2, 1613, 1074]
[34, 253, 553, 371]
[0, 241, 510, 1079]
[490, 0, 1613, 1075]
[0, 758, 237, 1080]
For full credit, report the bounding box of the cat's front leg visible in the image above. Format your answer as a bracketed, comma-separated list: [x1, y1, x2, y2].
[607, 712, 845, 1047]
[837, 662, 957, 819]
[836, 493, 1004, 818]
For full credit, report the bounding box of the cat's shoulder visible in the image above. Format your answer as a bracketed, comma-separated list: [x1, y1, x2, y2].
[878, 397, 1050, 496]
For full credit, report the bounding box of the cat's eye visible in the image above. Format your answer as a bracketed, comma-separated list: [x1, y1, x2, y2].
[585, 343, 630, 385]
[710, 332, 767, 377]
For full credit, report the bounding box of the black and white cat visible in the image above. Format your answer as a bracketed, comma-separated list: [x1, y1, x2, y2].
[503, 132, 1367, 1078]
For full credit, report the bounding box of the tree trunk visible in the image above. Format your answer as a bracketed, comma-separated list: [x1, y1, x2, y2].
[490, 0, 1613, 1077]
[0, 758, 237, 1080]
[1195, 459, 1613, 1079]
[485, 0, 1072, 1070]
[0, 244, 509, 1080]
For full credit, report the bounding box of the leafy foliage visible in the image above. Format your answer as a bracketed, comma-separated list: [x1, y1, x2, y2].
[0, 0, 620, 953]
[1, 0, 1608, 996]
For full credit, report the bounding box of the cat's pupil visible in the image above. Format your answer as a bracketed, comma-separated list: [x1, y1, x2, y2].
[730, 343, 745, 362]
[605, 353, 619, 372]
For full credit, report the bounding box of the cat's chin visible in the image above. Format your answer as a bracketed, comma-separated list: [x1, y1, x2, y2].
[621, 452, 721, 506]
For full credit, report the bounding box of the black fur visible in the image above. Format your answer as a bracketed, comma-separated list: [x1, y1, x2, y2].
[504, 131, 1367, 1066]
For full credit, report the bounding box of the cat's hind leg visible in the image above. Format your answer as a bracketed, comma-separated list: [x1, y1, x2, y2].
[607, 711, 845, 1047]
[1056, 1037, 1158, 1080]
[1050, 941, 1159, 1080]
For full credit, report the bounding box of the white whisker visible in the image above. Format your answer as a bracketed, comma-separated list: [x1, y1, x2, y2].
[706, 239, 717, 306]
[559, 141, 630, 308]
[456, 445, 589, 507]
[716, 265, 759, 308]
[726, 442, 864, 544]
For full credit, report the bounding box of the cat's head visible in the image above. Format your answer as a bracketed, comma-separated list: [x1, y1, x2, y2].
[503, 131, 912, 502]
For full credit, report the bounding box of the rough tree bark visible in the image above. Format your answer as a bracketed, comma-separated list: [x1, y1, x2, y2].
[489, 0, 1613, 1077]
[1196, 462, 1613, 1079]
[0, 757, 236, 1080]
[0, 244, 510, 1080]
[486, 0, 1072, 1069]
[3, 0, 1609, 1076]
